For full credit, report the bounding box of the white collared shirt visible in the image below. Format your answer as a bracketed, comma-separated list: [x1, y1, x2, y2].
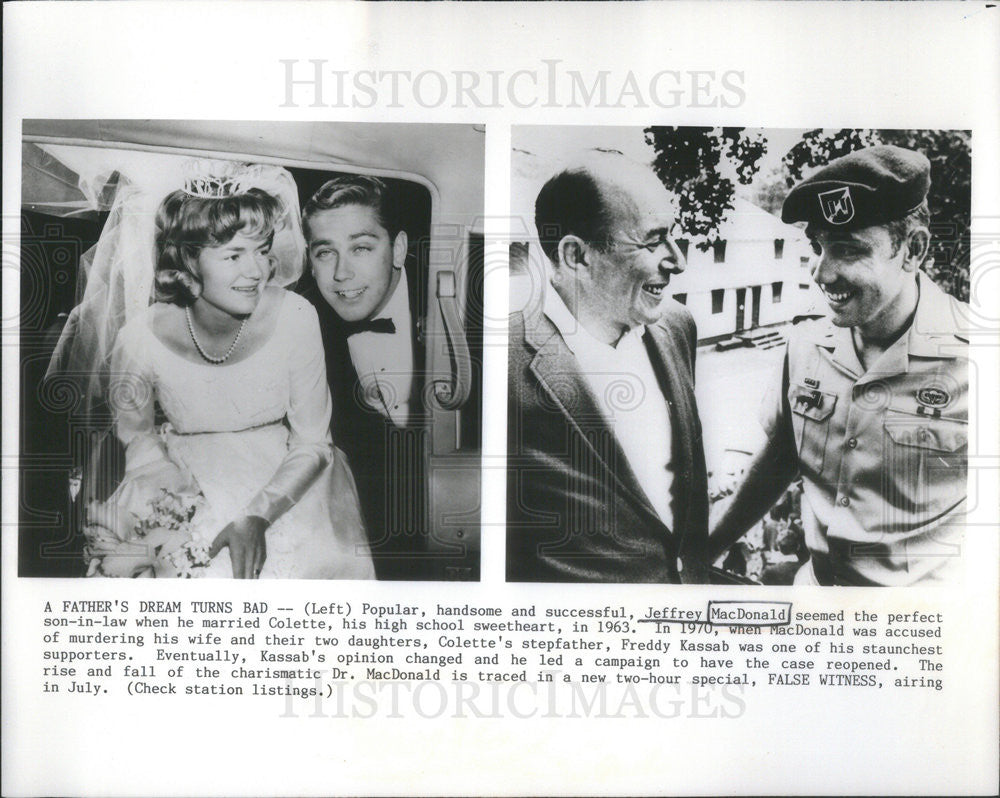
[347, 269, 415, 428]
[544, 285, 674, 528]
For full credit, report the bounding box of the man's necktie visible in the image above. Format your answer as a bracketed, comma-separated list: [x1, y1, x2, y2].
[343, 317, 396, 336]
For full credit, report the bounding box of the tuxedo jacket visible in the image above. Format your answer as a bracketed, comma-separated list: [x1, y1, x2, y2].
[300, 276, 426, 579]
[506, 300, 710, 583]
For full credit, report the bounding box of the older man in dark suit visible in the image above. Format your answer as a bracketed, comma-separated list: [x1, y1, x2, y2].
[507, 152, 710, 583]
[300, 175, 425, 580]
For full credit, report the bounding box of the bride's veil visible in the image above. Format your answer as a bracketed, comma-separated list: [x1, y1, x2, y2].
[40, 150, 305, 500]
[44, 151, 306, 416]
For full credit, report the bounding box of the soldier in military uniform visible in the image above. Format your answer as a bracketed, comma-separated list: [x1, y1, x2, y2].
[709, 145, 968, 586]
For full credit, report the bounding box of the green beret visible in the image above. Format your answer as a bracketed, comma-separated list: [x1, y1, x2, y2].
[781, 145, 930, 230]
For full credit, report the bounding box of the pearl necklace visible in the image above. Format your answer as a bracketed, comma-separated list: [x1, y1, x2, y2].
[185, 306, 247, 364]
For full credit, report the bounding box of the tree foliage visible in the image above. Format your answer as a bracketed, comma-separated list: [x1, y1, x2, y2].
[782, 129, 971, 301]
[644, 127, 767, 250]
[748, 164, 788, 218]
[646, 126, 970, 301]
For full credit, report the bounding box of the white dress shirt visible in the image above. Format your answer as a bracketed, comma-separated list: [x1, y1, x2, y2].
[544, 285, 674, 528]
[346, 269, 415, 428]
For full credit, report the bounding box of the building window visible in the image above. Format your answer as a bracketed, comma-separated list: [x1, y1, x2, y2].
[799, 283, 811, 290]
[711, 289, 724, 314]
[713, 240, 727, 263]
[774, 239, 784, 259]
[675, 239, 690, 259]
[672, 293, 687, 305]
[772, 281, 783, 304]
[800, 256, 810, 268]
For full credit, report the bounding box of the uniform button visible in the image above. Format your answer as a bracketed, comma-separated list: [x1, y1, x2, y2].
[847, 438, 858, 449]
[839, 496, 850, 507]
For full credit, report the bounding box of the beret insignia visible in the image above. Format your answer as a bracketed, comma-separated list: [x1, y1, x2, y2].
[818, 186, 855, 225]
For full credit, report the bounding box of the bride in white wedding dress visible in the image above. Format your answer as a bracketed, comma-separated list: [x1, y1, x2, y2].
[78, 160, 374, 579]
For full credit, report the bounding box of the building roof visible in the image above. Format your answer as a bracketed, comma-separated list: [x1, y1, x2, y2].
[716, 198, 808, 244]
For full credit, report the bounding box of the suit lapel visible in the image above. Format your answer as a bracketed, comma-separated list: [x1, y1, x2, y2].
[525, 315, 663, 527]
[644, 323, 696, 552]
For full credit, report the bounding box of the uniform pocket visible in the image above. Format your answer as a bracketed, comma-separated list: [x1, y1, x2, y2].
[788, 384, 837, 475]
[882, 408, 967, 517]
[883, 411, 967, 452]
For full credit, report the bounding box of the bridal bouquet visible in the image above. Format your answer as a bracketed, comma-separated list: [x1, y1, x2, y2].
[85, 488, 212, 578]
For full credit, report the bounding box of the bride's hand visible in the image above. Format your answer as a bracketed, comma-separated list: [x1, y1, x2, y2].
[209, 516, 269, 579]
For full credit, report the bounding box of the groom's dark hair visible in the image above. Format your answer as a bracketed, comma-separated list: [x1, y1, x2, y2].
[302, 175, 402, 241]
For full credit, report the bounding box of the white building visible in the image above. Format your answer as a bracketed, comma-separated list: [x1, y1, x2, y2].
[510, 144, 822, 346]
[666, 198, 820, 344]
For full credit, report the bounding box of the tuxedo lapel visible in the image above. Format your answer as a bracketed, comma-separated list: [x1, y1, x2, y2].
[301, 283, 370, 439]
[525, 315, 663, 527]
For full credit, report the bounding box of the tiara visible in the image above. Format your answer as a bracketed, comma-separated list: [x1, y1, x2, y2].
[182, 160, 271, 199]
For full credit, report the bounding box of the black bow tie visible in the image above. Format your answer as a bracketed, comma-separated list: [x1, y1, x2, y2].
[343, 317, 396, 336]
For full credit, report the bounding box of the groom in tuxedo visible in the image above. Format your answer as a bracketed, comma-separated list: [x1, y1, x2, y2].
[301, 175, 425, 580]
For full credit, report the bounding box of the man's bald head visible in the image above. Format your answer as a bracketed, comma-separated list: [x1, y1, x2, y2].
[534, 151, 673, 263]
[532, 150, 685, 345]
